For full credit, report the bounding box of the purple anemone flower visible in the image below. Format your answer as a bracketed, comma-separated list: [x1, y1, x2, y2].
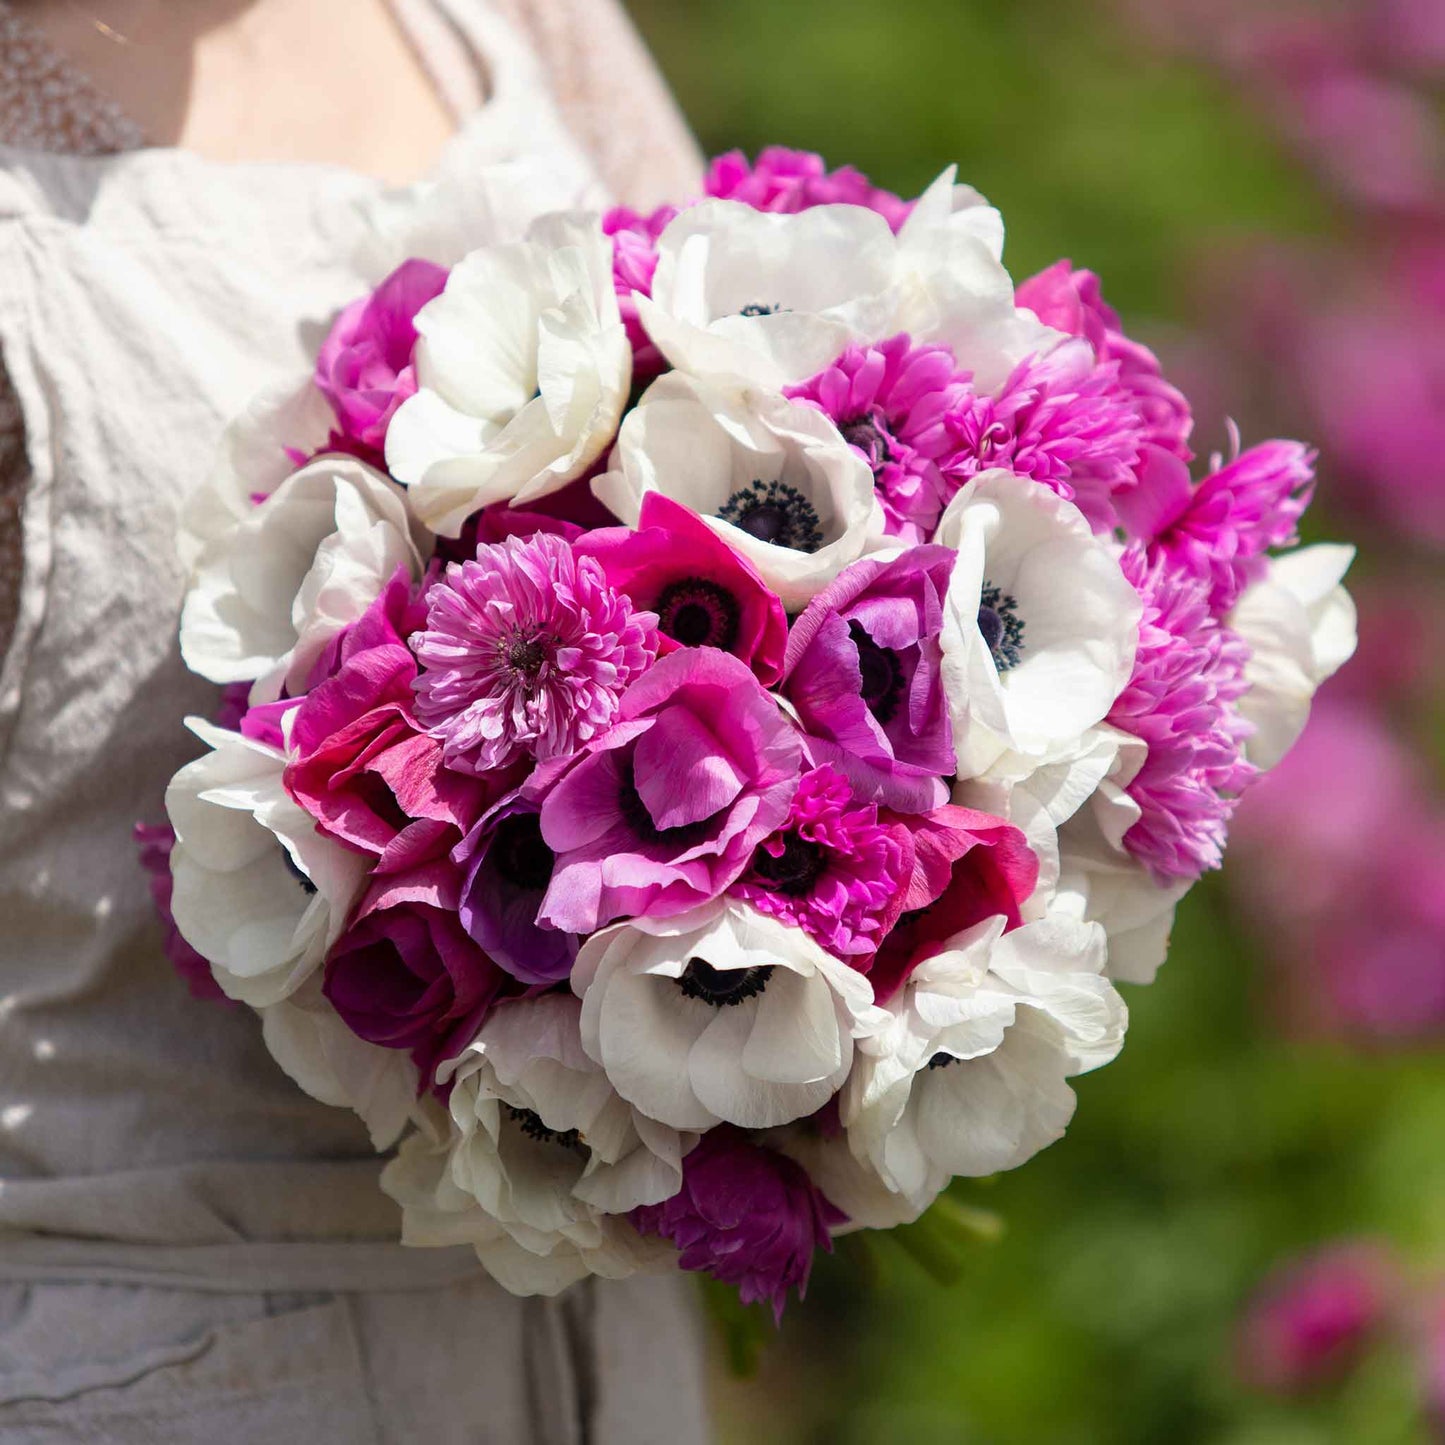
[1109, 547, 1257, 883]
[576, 492, 789, 686]
[731, 765, 914, 960]
[454, 791, 576, 986]
[704, 147, 915, 232]
[536, 647, 803, 935]
[411, 532, 658, 777]
[786, 334, 968, 543]
[782, 546, 956, 814]
[630, 1127, 844, 1322]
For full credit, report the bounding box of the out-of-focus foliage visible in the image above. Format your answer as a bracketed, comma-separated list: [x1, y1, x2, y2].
[625, 2, 1445, 1441]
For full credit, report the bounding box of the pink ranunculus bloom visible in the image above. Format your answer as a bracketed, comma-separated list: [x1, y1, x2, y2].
[575, 493, 789, 687]
[314, 258, 449, 461]
[285, 576, 492, 878]
[323, 860, 512, 1084]
[1016, 260, 1194, 468]
[731, 764, 915, 961]
[942, 340, 1147, 535]
[1109, 546, 1256, 884]
[603, 204, 676, 382]
[133, 822, 227, 1002]
[536, 647, 803, 935]
[782, 546, 957, 815]
[412, 532, 658, 777]
[1115, 437, 1316, 614]
[785, 334, 969, 543]
[704, 146, 915, 232]
[630, 1126, 844, 1322]
[867, 804, 1039, 1004]
[1237, 1242, 1394, 1393]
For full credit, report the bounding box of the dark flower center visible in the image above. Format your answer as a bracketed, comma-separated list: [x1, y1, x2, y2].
[618, 760, 716, 848]
[503, 629, 551, 680]
[505, 1103, 587, 1155]
[927, 1050, 959, 1070]
[978, 583, 1025, 672]
[282, 848, 318, 897]
[717, 479, 823, 553]
[839, 414, 893, 473]
[677, 957, 775, 1006]
[491, 813, 555, 892]
[750, 831, 827, 896]
[849, 620, 906, 725]
[737, 303, 786, 317]
[654, 576, 741, 651]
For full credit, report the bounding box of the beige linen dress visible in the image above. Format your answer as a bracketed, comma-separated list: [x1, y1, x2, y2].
[0, 3, 711, 1440]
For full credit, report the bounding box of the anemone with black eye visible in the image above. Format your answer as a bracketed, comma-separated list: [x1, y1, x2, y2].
[848, 620, 906, 725]
[927, 1050, 960, 1071]
[716, 478, 824, 553]
[490, 812, 555, 893]
[737, 303, 787, 318]
[676, 957, 775, 1006]
[652, 577, 741, 651]
[838, 413, 894, 474]
[497, 627, 554, 684]
[282, 849, 318, 897]
[504, 1103, 589, 1157]
[749, 831, 827, 897]
[976, 582, 1026, 673]
[617, 759, 716, 848]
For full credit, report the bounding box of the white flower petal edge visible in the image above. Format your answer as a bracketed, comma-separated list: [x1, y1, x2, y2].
[1228, 543, 1358, 772]
[937, 469, 1142, 779]
[165, 718, 368, 1007]
[386, 212, 631, 535]
[772, 1125, 936, 1233]
[379, 994, 683, 1297]
[260, 976, 418, 1150]
[571, 901, 886, 1132]
[843, 915, 1126, 1207]
[592, 371, 885, 611]
[179, 455, 427, 703]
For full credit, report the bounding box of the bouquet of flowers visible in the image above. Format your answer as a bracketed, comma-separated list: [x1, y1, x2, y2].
[150, 148, 1357, 1317]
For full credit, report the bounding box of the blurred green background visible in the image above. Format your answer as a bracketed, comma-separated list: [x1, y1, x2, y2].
[624, 2, 1445, 1442]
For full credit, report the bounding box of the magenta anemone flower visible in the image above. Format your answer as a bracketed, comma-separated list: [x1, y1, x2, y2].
[786, 334, 968, 542]
[630, 1127, 844, 1322]
[412, 532, 658, 776]
[576, 493, 788, 686]
[782, 546, 956, 814]
[1108, 547, 1257, 883]
[536, 647, 803, 935]
[704, 147, 915, 232]
[731, 765, 914, 960]
[603, 204, 676, 381]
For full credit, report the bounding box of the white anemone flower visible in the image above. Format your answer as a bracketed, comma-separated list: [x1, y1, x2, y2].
[636, 172, 1061, 393]
[843, 916, 1126, 1205]
[591, 371, 884, 610]
[260, 976, 418, 1149]
[936, 469, 1141, 781]
[379, 994, 683, 1296]
[165, 718, 368, 1008]
[179, 454, 427, 704]
[385, 212, 631, 535]
[1228, 543, 1358, 772]
[571, 901, 884, 1133]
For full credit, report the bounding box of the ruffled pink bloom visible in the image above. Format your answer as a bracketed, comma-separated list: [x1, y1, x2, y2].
[731, 765, 914, 960]
[576, 493, 788, 686]
[785, 334, 967, 542]
[286, 575, 490, 877]
[630, 1127, 843, 1322]
[782, 546, 956, 814]
[603, 204, 675, 382]
[705, 147, 915, 232]
[1017, 260, 1194, 468]
[314, 258, 448, 462]
[537, 647, 802, 934]
[323, 861, 512, 1084]
[1237, 1242, 1394, 1393]
[941, 341, 1146, 533]
[1109, 547, 1256, 883]
[1116, 438, 1315, 613]
[133, 823, 227, 1002]
[412, 533, 658, 776]
[868, 805, 1039, 1004]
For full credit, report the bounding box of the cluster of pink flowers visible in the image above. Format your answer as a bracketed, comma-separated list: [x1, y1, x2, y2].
[148, 147, 1352, 1314]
